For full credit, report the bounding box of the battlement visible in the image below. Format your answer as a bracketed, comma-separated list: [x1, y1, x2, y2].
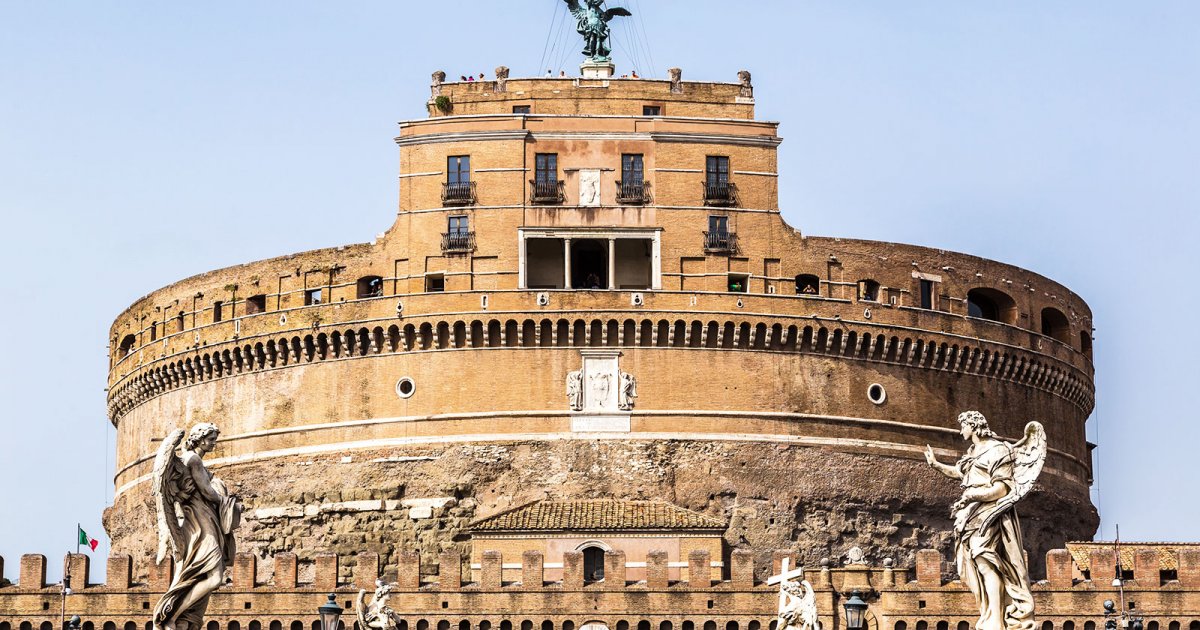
[3, 548, 1199, 626]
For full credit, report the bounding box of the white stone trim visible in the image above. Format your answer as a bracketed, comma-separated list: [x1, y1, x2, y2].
[397, 171, 443, 179]
[395, 130, 530, 146]
[474, 167, 528, 172]
[650, 132, 782, 147]
[654, 168, 703, 173]
[733, 170, 778, 177]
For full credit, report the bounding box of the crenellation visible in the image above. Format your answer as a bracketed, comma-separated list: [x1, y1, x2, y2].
[521, 551, 544, 589]
[19, 555, 45, 589]
[232, 552, 256, 589]
[1180, 550, 1200, 588]
[646, 551, 669, 589]
[1046, 549, 1074, 588]
[604, 550, 626, 590]
[314, 554, 338, 591]
[1135, 549, 1162, 587]
[480, 551, 502, 589]
[731, 550, 754, 588]
[64, 554, 89, 589]
[562, 551, 583, 590]
[916, 549, 943, 587]
[688, 550, 711, 587]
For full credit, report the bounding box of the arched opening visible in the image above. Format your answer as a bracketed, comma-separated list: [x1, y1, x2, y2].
[1146, 623, 1158, 630]
[661, 623, 674, 630]
[915, 623, 928, 630]
[459, 621, 471, 630]
[542, 622, 554, 630]
[357, 276, 384, 299]
[895, 623, 907, 630]
[1080, 331, 1093, 358]
[937, 623, 948, 630]
[439, 622, 451, 630]
[583, 545, 606, 582]
[1041, 307, 1071, 343]
[271, 622, 282, 630]
[726, 623, 738, 630]
[1087, 623, 1099, 630]
[40, 624, 53, 630]
[230, 622, 241, 630]
[703, 622, 716, 630]
[958, 623, 970, 630]
[638, 623, 651, 630]
[858, 279, 880, 301]
[967, 288, 1017, 324]
[562, 623, 574, 630]
[479, 623, 491, 630]
[249, 623, 261, 630]
[749, 623, 761, 630]
[102, 624, 115, 630]
[118, 334, 137, 359]
[293, 622, 305, 630]
[617, 623, 629, 630]
[1064, 622, 1076, 630]
[795, 274, 820, 295]
[19, 623, 31, 630]
[572, 239, 608, 289]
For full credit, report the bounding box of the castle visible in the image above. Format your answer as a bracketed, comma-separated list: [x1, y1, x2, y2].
[4, 36, 1191, 629]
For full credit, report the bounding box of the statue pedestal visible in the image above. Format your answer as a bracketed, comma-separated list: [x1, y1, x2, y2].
[580, 60, 615, 79]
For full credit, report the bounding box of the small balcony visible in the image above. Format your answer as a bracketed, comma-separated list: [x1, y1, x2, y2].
[703, 231, 738, 254]
[441, 181, 476, 206]
[441, 231, 476, 253]
[703, 181, 738, 207]
[616, 180, 651, 205]
[529, 180, 565, 205]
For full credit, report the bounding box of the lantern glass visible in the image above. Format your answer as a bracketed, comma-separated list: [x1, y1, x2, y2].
[318, 593, 343, 630]
[843, 591, 868, 630]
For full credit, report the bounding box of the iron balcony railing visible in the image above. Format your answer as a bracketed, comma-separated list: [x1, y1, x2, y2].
[441, 181, 476, 206]
[441, 231, 476, 253]
[529, 179, 565, 205]
[616, 179, 650, 205]
[703, 231, 738, 254]
[703, 181, 738, 206]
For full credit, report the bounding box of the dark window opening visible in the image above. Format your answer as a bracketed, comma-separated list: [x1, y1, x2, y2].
[582, 546, 605, 582]
[705, 215, 736, 252]
[512, 105, 531, 114]
[357, 276, 384, 299]
[447, 155, 470, 184]
[795, 274, 820, 295]
[1080, 331, 1093, 358]
[525, 238, 566, 289]
[1041, 307, 1072, 344]
[858, 279, 880, 301]
[443, 155, 474, 205]
[571, 239, 608, 289]
[149, 322, 157, 342]
[618, 154, 648, 203]
[967, 288, 1017, 323]
[426, 274, 445, 293]
[704, 156, 735, 205]
[728, 273, 749, 293]
[213, 301, 224, 323]
[175, 312, 186, 333]
[535, 153, 558, 184]
[919, 279, 935, 309]
[709, 215, 728, 236]
[304, 288, 323, 306]
[246, 294, 267, 314]
[448, 215, 469, 235]
[643, 105, 662, 116]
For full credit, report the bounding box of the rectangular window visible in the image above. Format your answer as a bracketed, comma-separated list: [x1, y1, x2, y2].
[305, 288, 322, 306]
[643, 105, 662, 116]
[176, 312, 186, 333]
[448, 215, 469, 235]
[622, 154, 644, 183]
[709, 215, 729, 236]
[919, 279, 935, 309]
[245, 294, 267, 314]
[512, 105, 531, 114]
[447, 156, 470, 184]
[727, 273, 749, 293]
[706, 156, 730, 186]
[535, 153, 558, 184]
[149, 322, 157, 342]
[426, 274, 445, 293]
[213, 301, 224, 323]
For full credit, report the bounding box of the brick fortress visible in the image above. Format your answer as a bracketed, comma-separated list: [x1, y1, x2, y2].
[4, 55, 1191, 627]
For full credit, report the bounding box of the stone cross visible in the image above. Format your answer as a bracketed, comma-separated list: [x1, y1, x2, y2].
[767, 557, 806, 614]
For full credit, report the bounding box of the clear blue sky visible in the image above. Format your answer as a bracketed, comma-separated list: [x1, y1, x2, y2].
[2, 2, 1197, 581]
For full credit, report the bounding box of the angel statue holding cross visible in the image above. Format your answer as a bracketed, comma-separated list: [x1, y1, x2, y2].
[768, 558, 821, 630]
[925, 411, 1047, 630]
[564, 0, 632, 62]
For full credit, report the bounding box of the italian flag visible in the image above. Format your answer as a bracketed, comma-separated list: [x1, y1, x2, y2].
[78, 526, 98, 552]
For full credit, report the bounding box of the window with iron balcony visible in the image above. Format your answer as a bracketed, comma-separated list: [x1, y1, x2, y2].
[704, 215, 737, 253]
[703, 155, 737, 206]
[442, 155, 475, 206]
[617, 153, 649, 204]
[442, 215, 475, 253]
[530, 153, 564, 205]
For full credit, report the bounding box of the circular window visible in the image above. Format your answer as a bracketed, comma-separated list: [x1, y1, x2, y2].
[867, 383, 887, 405]
[395, 377, 416, 399]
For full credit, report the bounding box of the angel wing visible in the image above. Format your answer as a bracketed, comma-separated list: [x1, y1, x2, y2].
[153, 429, 187, 564]
[798, 580, 821, 630]
[979, 421, 1047, 530]
[604, 7, 633, 20]
[563, 0, 585, 20]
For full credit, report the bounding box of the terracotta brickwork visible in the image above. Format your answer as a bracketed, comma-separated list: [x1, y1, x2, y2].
[2, 549, 1198, 627]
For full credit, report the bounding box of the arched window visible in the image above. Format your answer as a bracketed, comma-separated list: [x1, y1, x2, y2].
[1080, 331, 1093, 358]
[562, 623, 574, 630]
[1063, 622, 1076, 630]
[858, 279, 880, 302]
[638, 623, 651, 630]
[661, 623, 674, 630]
[916, 622, 928, 630]
[1147, 623, 1159, 630]
[230, 623, 241, 630]
[357, 276, 384, 299]
[1087, 623, 1099, 630]
[967, 288, 1017, 324]
[118, 334, 137, 359]
[937, 622, 948, 630]
[459, 621, 471, 630]
[293, 622, 305, 630]
[206, 623, 219, 630]
[795, 274, 820, 295]
[1041, 307, 1071, 343]
[958, 623, 970, 630]
[40, 623, 53, 630]
[583, 545, 606, 582]
[271, 622, 283, 630]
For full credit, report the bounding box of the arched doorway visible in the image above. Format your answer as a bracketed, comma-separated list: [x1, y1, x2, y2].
[571, 239, 608, 289]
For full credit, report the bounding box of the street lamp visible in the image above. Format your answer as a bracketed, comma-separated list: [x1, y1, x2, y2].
[67, 616, 81, 630]
[843, 590, 869, 630]
[318, 593, 344, 630]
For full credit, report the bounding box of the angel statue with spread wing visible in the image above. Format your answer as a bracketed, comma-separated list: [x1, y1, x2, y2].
[152, 423, 242, 630]
[564, 0, 632, 61]
[777, 579, 821, 630]
[925, 411, 1047, 630]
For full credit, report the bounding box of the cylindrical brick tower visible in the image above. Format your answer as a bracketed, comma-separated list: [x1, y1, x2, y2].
[103, 69, 1097, 580]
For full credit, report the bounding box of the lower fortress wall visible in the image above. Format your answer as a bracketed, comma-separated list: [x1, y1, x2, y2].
[102, 442, 1098, 585]
[3, 548, 1199, 627]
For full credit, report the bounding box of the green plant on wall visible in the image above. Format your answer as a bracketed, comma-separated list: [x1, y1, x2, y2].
[434, 96, 452, 113]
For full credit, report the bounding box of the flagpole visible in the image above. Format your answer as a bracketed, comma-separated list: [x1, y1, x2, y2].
[76, 523, 81, 556]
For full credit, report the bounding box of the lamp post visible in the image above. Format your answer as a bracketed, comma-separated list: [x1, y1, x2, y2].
[318, 593, 344, 630]
[67, 616, 81, 630]
[843, 590, 868, 630]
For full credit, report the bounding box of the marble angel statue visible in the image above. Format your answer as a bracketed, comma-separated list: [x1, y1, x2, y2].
[777, 579, 821, 630]
[152, 423, 242, 630]
[564, 0, 632, 61]
[925, 411, 1047, 630]
[356, 582, 402, 630]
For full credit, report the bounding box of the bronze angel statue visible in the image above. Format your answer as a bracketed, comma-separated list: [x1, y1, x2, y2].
[925, 412, 1047, 630]
[564, 0, 632, 61]
[152, 423, 242, 630]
